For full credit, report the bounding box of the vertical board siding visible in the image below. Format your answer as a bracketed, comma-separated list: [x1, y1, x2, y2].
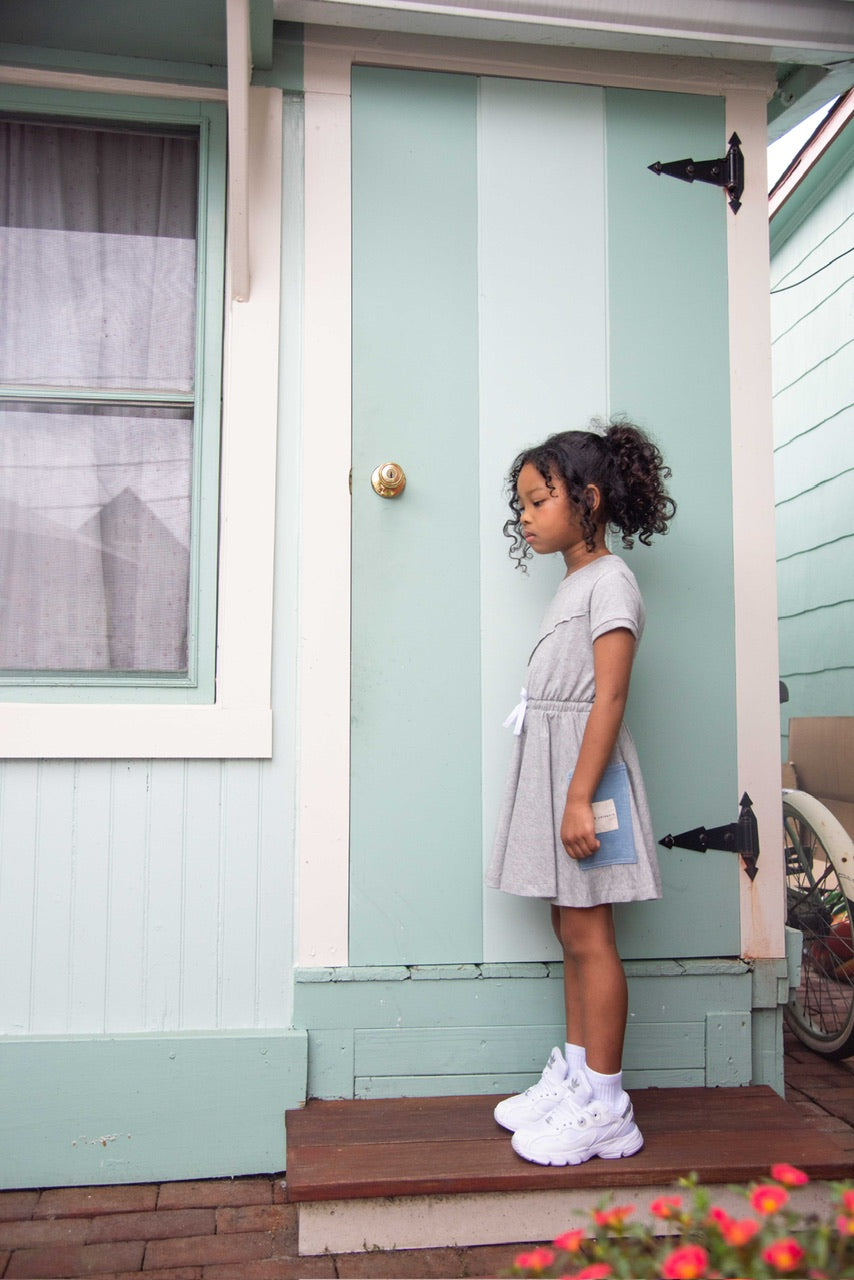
[773, 166, 854, 754]
[350, 71, 740, 967]
[0, 759, 293, 1035]
[349, 67, 483, 965]
[477, 77, 609, 964]
[605, 87, 739, 956]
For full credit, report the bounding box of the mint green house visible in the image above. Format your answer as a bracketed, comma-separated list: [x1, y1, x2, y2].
[771, 91, 854, 753]
[1, 1, 853, 1189]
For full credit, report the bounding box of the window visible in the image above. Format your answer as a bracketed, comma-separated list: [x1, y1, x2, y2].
[0, 97, 225, 701]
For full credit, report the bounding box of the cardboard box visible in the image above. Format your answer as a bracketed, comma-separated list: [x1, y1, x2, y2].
[786, 716, 854, 838]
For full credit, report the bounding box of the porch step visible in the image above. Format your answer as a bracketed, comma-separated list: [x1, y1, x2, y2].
[285, 1086, 851, 1255]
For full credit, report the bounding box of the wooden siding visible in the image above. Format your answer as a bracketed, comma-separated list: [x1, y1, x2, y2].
[0, 759, 295, 1035]
[294, 961, 767, 1100]
[772, 156, 854, 758]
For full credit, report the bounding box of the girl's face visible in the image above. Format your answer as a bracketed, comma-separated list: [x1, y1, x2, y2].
[516, 462, 603, 567]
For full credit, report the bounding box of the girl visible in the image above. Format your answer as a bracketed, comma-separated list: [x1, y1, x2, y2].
[485, 420, 675, 1167]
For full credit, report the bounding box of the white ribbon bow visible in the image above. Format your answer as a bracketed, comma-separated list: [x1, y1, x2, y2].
[503, 688, 528, 736]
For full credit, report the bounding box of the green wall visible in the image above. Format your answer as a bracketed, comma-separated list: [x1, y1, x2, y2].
[772, 132, 854, 755]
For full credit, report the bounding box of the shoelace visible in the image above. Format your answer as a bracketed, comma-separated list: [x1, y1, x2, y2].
[544, 1075, 588, 1125]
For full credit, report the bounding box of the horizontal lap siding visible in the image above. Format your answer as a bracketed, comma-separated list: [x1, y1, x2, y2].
[772, 160, 854, 755]
[295, 966, 753, 1099]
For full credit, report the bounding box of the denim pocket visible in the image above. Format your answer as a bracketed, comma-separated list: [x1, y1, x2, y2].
[567, 762, 638, 870]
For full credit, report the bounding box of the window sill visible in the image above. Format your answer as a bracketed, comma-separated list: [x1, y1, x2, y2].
[0, 703, 273, 758]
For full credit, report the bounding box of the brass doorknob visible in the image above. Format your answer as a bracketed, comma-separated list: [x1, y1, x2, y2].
[371, 462, 406, 498]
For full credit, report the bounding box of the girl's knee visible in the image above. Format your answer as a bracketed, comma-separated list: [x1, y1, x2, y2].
[557, 904, 617, 960]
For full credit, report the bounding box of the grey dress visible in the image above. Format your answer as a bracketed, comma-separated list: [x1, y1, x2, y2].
[485, 555, 662, 907]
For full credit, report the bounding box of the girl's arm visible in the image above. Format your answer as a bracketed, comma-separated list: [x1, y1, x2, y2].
[560, 627, 636, 860]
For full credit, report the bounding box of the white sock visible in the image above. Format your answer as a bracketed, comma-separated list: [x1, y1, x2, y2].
[585, 1066, 625, 1109]
[564, 1042, 586, 1074]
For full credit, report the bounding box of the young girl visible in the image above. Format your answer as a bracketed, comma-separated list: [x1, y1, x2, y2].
[485, 420, 675, 1167]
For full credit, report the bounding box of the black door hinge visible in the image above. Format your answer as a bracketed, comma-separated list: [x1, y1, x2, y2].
[659, 792, 759, 880]
[648, 133, 745, 214]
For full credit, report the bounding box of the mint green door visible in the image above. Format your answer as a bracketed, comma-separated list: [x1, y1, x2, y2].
[350, 67, 737, 966]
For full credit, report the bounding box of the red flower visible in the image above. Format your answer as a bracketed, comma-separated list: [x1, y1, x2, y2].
[660, 1243, 709, 1279]
[706, 1205, 733, 1231]
[836, 1214, 854, 1236]
[762, 1238, 806, 1272]
[721, 1217, 760, 1247]
[514, 1247, 555, 1273]
[570, 1267, 612, 1280]
[749, 1184, 789, 1215]
[553, 1229, 586, 1252]
[771, 1163, 809, 1187]
[650, 1195, 683, 1219]
[592, 1204, 635, 1228]
[841, 1189, 854, 1215]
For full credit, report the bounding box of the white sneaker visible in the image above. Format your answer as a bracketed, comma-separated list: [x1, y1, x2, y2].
[511, 1086, 644, 1166]
[494, 1048, 575, 1132]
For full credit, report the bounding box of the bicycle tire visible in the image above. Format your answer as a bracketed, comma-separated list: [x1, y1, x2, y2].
[783, 789, 854, 1059]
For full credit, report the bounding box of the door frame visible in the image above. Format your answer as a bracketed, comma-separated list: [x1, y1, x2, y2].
[295, 24, 781, 969]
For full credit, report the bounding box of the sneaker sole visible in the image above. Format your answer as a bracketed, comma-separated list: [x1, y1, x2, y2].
[512, 1129, 644, 1166]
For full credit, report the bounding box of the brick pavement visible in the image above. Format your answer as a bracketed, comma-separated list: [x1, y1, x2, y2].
[1, 1032, 852, 1280]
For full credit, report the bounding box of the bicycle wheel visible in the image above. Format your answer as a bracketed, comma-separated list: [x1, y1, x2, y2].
[783, 790, 854, 1059]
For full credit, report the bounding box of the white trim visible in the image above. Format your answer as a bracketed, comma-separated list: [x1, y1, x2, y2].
[0, 85, 282, 759]
[0, 64, 227, 101]
[226, 0, 252, 301]
[296, 50, 353, 965]
[282, 0, 854, 65]
[726, 90, 785, 961]
[303, 22, 779, 95]
[295, 26, 780, 966]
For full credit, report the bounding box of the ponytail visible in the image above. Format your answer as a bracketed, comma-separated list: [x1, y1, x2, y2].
[602, 420, 676, 548]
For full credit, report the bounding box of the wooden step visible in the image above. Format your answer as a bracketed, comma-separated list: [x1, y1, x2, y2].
[285, 1087, 852, 1254]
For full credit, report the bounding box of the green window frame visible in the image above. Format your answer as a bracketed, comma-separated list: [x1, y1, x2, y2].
[0, 85, 226, 703]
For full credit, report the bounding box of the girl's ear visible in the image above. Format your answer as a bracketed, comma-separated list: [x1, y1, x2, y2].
[584, 484, 603, 514]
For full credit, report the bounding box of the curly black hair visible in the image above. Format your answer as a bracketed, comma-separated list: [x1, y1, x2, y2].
[504, 419, 676, 568]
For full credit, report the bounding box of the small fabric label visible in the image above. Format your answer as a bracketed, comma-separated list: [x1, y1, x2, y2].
[592, 798, 619, 833]
[566, 762, 638, 870]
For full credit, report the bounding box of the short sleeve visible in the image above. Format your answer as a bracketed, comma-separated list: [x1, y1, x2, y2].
[589, 562, 645, 643]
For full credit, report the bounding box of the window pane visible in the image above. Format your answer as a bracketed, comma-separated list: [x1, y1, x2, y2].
[0, 402, 193, 674]
[0, 119, 198, 392]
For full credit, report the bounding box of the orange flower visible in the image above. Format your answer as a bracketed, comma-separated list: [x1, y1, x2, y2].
[836, 1214, 854, 1236]
[592, 1204, 635, 1228]
[749, 1184, 789, 1215]
[721, 1217, 760, 1247]
[762, 1238, 805, 1272]
[515, 1247, 555, 1273]
[660, 1243, 709, 1279]
[771, 1163, 809, 1187]
[553, 1229, 586, 1252]
[650, 1195, 683, 1219]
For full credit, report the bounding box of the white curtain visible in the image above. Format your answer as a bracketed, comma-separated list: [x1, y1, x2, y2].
[0, 119, 198, 673]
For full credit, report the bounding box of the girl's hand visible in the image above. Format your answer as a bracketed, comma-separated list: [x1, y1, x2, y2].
[560, 797, 601, 861]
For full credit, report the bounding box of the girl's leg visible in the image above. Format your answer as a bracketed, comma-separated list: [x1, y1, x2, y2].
[556, 903, 627, 1075]
[552, 903, 586, 1072]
